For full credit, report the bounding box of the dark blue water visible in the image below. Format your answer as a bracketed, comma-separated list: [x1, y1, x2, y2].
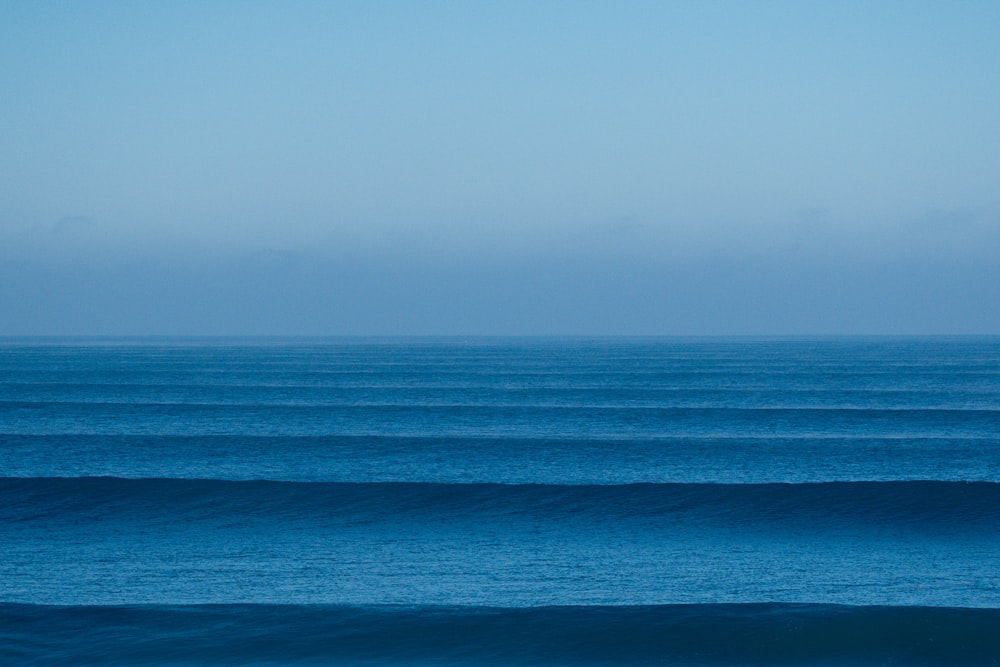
[2, 337, 999, 664]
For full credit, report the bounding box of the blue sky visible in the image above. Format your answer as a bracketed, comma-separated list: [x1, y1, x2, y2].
[2, 1, 998, 334]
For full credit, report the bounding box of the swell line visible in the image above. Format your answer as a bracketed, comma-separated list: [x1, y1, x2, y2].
[3, 603, 999, 666]
[3, 477, 998, 531]
[3, 404, 997, 440]
[6, 401, 1000, 413]
[5, 433, 998, 484]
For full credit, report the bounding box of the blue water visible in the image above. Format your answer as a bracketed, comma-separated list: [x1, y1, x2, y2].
[2, 337, 999, 664]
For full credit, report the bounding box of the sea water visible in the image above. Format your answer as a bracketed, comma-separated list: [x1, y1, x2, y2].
[2, 337, 999, 664]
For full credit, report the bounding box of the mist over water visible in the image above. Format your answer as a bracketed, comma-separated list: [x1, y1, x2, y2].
[3, 2, 999, 335]
[3, 239, 998, 335]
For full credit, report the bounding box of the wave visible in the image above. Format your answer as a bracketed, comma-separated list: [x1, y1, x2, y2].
[3, 433, 999, 484]
[3, 602, 998, 665]
[7, 401, 1000, 414]
[4, 386, 1000, 411]
[4, 404, 998, 440]
[3, 477, 997, 532]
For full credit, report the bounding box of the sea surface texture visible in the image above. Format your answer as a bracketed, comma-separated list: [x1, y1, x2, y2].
[2, 337, 999, 665]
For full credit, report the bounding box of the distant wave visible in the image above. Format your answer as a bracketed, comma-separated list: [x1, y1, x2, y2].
[7, 401, 1000, 415]
[3, 433, 999, 484]
[3, 602, 999, 665]
[3, 477, 997, 532]
[3, 403, 999, 439]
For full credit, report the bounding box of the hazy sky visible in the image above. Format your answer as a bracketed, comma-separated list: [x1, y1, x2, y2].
[2, 1, 999, 335]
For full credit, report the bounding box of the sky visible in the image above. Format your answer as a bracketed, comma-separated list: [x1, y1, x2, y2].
[2, 1, 999, 335]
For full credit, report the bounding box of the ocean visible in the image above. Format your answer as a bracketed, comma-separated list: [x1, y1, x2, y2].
[1, 336, 998, 664]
